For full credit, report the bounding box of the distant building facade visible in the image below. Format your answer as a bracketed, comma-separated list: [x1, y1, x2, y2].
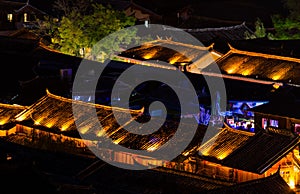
[0, 0, 47, 30]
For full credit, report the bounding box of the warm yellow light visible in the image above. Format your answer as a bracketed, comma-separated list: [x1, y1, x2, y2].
[182, 151, 190, 156]
[112, 135, 127, 145]
[46, 121, 55, 128]
[143, 50, 157, 60]
[199, 150, 209, 156]
[96, 129, 105, 137]
[147, 144, 160, 152]
[226, 66, 239, 74]
[217, 153, 227, 160]
[169, 56, 181, 64]
[227, 69, 235, 74]
[0, 117, 9, 125]
[211, 51, 222, 58]
[224, 59, 246, 74]
[147, 147, 157, 152]
[288, 179, 295, 189]
[217, 151, 230, 160]
[113, 139, 121, 144]
[241, 68, 255, 76]
[79, 126, 90, 134]
[60, 121, 73, 131]
[242, 70, 250, 76]
[272, 75, 281, 80]
[34, 117, 44, 125]
[15, 114, 28, 122]
[60, 125, 67, 131]
[270, 67, 291, 81]
[273, 83, 281, 89]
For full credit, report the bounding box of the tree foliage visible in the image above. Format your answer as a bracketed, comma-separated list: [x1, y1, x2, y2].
[254, 18, 266, 38]
[270, 0, 300, 40]
[271, 15, 300, 40]
[36, 0, 140, 61]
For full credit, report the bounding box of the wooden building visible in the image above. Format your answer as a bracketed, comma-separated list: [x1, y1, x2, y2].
[162, 22, 256, 49]
[0, 103, 27, 131]
[250, 100, 300, 135]
[0, 0, 47, 30]
[0, 90, 297, 193]
[203, 169, 295, 194]
[201, 45, 300, 87]
[174, 123, 300, 191]
[102, 0, 163, 26]
[118, 38, 222, 74]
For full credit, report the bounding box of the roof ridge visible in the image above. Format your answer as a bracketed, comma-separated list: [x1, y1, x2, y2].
[0, 102, 28, 109]
[153, 39, 214, 50]
[223, 122, 254, 136]
[15, 2, 47, 15]
[182, 22, 250, 32]
[45, 89, 144, 113]
[227, 43, 300, 63]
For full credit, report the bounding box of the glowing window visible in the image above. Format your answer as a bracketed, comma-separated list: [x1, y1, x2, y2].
[294, 124, 300, 134]
[262, 118, 268, 129]
[270, 119, 279, 128]
[7, 14, 13, 22]
[24, 13, 27, 22]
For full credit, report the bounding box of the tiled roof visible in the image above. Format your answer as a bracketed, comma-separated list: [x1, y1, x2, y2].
[202, 170, 295, 194]
[13, 90, 195, 152]
[230, 39, 300, 58]
[201, 45, 300, 86]
[162, 22, 255, 45]
[0, 1, 46, 15]
[198, 127, 253, 160]
[119, 39, 218, 70]
[185, 22, 255, 43]
[222, 130, 299, 174]
[0, 103, 27, 129]
[191, 124, 300, 174]
[15, 89, 142, 135]
[14, 3, 46, 15]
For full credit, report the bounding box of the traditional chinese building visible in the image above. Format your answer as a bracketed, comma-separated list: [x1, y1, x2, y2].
[0, 0, 47, 30]
[0, 89, 297, 193]
[203, 169, 295, 194]
[118, 38, 222, 73]
[102, 0, 163, 26]
[201, 44, 300, 87]
[250, 100, 300, 135]
[169, 123, 300, 192]
[0, 102, 27, 131]
[162, 22, 256, 50]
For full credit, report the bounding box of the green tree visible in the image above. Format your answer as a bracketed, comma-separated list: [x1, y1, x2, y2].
[36, 0, 139, 61]
[271, 15, 300, 40]
[254, 18, 266, 38]
[269, 0, 300, 40]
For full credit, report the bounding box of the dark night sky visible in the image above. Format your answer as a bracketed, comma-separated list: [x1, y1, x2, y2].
[134, 0, 287, 27]
[17, 0, 288, 27]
